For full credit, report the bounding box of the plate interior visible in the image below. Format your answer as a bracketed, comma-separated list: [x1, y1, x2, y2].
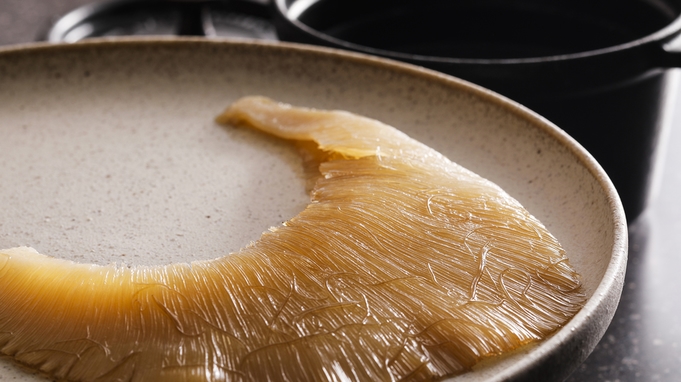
[0, 40, 622, 381]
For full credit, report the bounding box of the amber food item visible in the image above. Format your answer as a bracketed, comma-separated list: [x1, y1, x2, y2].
[0, 97, 585, 381]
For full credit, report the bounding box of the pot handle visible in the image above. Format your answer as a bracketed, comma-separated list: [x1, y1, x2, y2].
[660, 33, 681, 67]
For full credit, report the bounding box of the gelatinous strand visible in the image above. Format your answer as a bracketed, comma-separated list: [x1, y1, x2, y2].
[0, 97, 585, 382]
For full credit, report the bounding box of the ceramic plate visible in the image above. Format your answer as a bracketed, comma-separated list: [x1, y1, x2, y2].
[0, 38, 627, 381]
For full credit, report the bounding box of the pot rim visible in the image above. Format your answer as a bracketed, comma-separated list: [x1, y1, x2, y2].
[274, 0, 681, 65]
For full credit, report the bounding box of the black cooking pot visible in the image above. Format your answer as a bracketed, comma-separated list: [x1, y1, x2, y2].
[272, 0, 681, 221]
[48, 0, 681, 220]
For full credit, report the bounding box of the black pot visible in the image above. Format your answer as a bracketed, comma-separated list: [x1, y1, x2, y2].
[271, 0, 681, 221]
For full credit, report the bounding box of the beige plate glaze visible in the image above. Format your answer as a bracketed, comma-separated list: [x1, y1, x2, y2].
[0, 38, 627, 381]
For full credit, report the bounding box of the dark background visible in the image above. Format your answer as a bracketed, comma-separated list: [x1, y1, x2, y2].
[1, 1, 681, 380]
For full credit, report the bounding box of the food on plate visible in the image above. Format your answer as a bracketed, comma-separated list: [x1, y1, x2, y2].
[0, 96, 585, 381]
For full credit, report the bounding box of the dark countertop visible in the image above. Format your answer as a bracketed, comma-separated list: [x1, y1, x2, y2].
[2, 1, 680, 381]
[565, 85, 681, 380]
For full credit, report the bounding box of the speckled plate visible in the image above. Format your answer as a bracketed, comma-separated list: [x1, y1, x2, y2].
[0, 38, 626, 381]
